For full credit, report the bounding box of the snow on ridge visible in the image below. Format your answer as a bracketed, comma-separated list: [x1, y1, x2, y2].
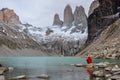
[20, 25, 88, 42]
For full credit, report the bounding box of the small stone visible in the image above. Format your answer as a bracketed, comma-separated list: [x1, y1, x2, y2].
[9, 75, 26, 80]
[75, 64, 84, 67]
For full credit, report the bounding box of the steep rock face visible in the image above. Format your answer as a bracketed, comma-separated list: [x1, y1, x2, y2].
[87, 0, 120, 43]
[88, 0, 99, 16]
[77, 19, 120, 58]
[63, 4, 74, 27]
[73, 6, 87, 33]
[53, 13, 63, 26]
[0, 8, 21, 24]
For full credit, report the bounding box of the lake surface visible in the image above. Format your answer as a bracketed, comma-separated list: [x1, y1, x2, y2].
[0, 57, 120, 80]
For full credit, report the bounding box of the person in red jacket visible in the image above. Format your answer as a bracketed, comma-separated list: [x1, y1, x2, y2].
[86, 55, 92, 64]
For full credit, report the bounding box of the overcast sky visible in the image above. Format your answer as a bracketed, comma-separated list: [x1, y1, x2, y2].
[0, 0, 94, 27]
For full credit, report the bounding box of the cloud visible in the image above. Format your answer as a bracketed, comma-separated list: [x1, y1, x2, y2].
[0, 0, 94, 27]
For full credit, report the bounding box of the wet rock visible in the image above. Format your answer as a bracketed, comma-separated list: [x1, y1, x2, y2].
[74, 64, 84, 67]
[35, 74, 49, 79]
[0, 67, 7, 74]
[28, 74, 49, 79]
[111, 65, 120, 72]
[9, 75, 26, 80]
[109, 75, 120, 80]
[105, 74, 112, 78]
[93, 70, 104, 77]
[0, 75, 5, 80]
[113, 71, 120, 75]
[86, 64, 93, 69]
[94, 62, 109, 68]
[105, 67, 112, 71]
[8, 67, 14, 72]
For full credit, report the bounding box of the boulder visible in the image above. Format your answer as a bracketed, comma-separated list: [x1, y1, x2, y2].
[109, 75, 120, 80]
[105, 74, 112, 78]
[9, 75, 26, 80]
[0, 75, 5, 80]
[111, 65, 120, 72]
[94, 62, 109, 68]
[0, 67, 7, 74]
[74, 64, 84, 67]
[92, 70, 104, 77]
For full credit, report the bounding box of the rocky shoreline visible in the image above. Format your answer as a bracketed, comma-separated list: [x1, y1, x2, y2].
[74, 62, 120, 80]
[1, 61, 120, 80]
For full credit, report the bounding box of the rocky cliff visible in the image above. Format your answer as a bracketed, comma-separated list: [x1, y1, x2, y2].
[63, 4, 74, 27]
[53, 4, 87, 34]
[53, 13, 63, 26]
[77, 19, 120, 59]
[73, 6, 87, 33]
[88, 0, 99, 16]
[77, 0, 120, 58]
[0, 8, 21, 24]
[87, 0, 120, 44]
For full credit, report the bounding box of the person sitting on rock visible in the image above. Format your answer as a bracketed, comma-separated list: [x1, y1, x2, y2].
[86, 55, 92, 64]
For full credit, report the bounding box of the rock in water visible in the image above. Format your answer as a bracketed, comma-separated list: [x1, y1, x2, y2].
[53, 13, 63, 26]
[0, 75, 5, 80]
[0, 8, 21, 24]
[63, 4, 74, 27]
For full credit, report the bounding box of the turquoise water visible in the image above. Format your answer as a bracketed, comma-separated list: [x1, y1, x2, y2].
[0, 57, 120, 80]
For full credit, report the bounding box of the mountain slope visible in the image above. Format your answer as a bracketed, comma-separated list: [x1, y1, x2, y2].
[77, 19, 120, 59]
[0, 8, 57, 56]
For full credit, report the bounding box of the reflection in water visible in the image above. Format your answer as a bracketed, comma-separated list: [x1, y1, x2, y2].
[0, 57, 90, 80]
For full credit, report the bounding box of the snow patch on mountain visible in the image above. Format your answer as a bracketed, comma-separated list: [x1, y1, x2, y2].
[21, 25, 88, 43]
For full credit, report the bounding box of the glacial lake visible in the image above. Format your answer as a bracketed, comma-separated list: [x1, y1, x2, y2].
[0, 57, 120, 80]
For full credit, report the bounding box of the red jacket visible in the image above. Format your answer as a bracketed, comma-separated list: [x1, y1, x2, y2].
[87, 57, 92, 64]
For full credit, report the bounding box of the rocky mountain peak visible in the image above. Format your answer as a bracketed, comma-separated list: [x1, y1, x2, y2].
[0, 8, 21, 24]
[72, 6, 87, 33]
[88, 0, 99, 16]
[63, 4, 74, 27]
[53, 13, 63, 26]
